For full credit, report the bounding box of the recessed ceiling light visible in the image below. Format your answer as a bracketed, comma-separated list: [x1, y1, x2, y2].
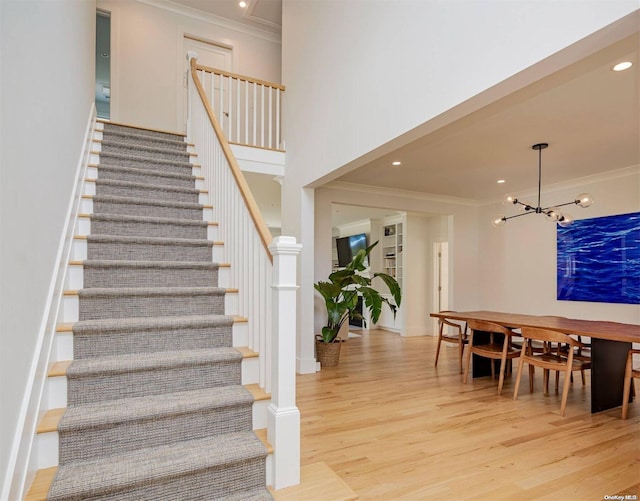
[238, 1, 247, 7]
[497, 179, 506, 184]
[391, 161, 401, 166]
[612, 61, 632, 72]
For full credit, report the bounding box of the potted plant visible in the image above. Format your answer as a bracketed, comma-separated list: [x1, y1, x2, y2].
[314, 241, 402, 367]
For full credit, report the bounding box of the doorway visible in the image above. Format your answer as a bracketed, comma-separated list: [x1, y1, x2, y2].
[181, 35, 233, 132]
[95, 10, 110, 119]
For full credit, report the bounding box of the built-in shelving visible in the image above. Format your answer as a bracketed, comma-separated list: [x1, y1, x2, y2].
[382, 222, 403, 288]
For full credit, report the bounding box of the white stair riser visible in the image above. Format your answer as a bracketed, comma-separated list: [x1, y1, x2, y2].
[87, 166, 98, 178]
[37, 432, 59, 469]
[252, 400, 269, 430]
[71, 238, 87, 261]
[225, 293, 238, 316]
[80, 197, 93, 214]
[93, 130, 103, 141]
[198, 192, 209, 205]
[212, 244, 224, 263]
[90, 152, 100, 164]
[218, 267, 230, 289]
[46, 376, 67, 409]
[84, 181, 96, 196]
[54, 332, 73, 362]
[77, 217, 90, 236]
[65, 264, 83, 290]
[207, 225, 218, 241]
[63, 295, 79, 323]
[232, 322, 248, 347]
[241, 357, 259, 385]
[203, 206, 213, 221]
[34, 399, 268, 469]
[265, 454, 273, 487]
[92, 142, 102, 153]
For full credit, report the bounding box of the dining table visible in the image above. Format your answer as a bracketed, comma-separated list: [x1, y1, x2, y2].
[430, 310, 640, 413]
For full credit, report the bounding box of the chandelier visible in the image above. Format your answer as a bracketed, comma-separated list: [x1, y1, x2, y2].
[492, 143, 594, 227]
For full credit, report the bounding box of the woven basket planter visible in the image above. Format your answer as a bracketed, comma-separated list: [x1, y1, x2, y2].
[315, 339, 342, 367]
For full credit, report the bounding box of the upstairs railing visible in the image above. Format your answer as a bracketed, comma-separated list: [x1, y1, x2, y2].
[192, 61, 285, 151]
[187, 54, 300, 490]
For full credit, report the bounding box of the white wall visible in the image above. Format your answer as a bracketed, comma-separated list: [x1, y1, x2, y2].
[0, 0, 96, 495]
[479, 168, 640, 324]
[97, 0, 281, 133]
[315, 186, 480, 338]
[282, 2, 638, 372]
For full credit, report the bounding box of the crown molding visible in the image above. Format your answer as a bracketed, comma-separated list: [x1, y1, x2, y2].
[481, 164, 640, 206]
[322, 181, 479, 207]
[136, 0, 281, 44]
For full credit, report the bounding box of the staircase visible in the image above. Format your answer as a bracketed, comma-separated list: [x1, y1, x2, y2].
[29, 122, 273, 500]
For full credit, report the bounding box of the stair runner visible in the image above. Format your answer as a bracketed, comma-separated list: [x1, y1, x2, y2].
[47, 123, 272, 500]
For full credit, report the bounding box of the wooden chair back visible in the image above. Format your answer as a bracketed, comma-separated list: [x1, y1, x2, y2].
[467, 319, 514, 337]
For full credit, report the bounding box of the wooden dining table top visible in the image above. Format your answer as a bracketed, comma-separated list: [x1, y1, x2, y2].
[430, 310, 640, 344]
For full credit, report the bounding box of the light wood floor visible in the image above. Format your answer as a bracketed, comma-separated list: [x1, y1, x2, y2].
[296, 329, 639, 500]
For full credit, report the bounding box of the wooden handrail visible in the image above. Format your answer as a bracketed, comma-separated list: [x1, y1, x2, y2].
[190, 57, 273, 261]
[194, 62, 286, 91]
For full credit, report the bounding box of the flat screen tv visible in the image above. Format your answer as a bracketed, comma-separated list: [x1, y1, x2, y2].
[336, 233, 368, 267]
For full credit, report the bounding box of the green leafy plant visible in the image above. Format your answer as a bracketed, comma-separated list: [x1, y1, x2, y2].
[314, 241, 402, 343]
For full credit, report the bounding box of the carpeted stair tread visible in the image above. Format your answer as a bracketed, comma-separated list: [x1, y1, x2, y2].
[82, 260, 218, 288]
[96, 164, 196, 186]
[92, 194, 205, 210]
[78, 286, 226, 320]
[94, 178, 198, 195]
[102, 122, 185, 142]
[90, 212, 208, 229]
[91, 194, 206, 220]
[78, 286, 225, 298]
[101, 139, 188, 156]
[87, 234, 213, 246]
[71, 314, 235, 358]
[100, 130, 188, 150]
[72, 314, 233, 335]
[59, 385, 252, 430]
[48, 432, 269, 501]
[223, 489, 274, 501]
[94, 178, 199, 204]
[86, 234, 214, 262]
[98, 151, 192, 169]
[83, 259, 218, 270]
[66, 347, 242, 378]
[89, 213, 208, 240]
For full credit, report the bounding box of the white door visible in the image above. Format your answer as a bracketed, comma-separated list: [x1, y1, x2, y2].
[180, 35, 233, 132]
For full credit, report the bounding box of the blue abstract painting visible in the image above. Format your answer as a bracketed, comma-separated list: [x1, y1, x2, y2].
[557, 212, 640, 304]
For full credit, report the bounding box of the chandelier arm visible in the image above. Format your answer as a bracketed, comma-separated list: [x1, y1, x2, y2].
[540, 201, 577, 211]
[503, 211, 537, 221]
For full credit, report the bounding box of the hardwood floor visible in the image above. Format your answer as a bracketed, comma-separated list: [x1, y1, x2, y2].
[296, 329, 639, 500]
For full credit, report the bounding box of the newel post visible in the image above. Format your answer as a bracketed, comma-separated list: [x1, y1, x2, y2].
[267, 236, 302, 489]
[186, 50, 198, 141]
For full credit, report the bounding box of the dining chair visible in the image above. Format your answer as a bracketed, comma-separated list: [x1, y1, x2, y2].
[513, 327, 591, 416]
[434, 313, 468, 373]
[622, 349, 640, 420]
[463, 319, 520, 395]
[555, 335, 591, 389]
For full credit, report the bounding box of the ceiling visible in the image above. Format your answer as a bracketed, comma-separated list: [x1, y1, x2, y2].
[336, 31, 639, 205]
[169, 0, 281, 33]
[168, 1, 638, 223]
